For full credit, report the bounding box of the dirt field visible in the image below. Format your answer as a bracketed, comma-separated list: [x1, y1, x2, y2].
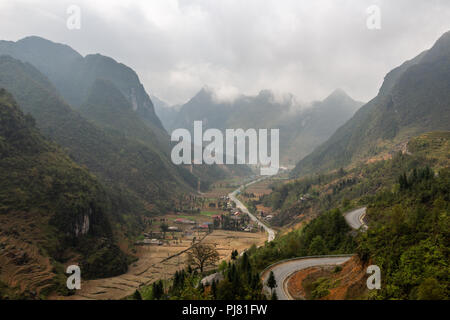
[56, 230, 266, 300]
[286, 256, 369, 300]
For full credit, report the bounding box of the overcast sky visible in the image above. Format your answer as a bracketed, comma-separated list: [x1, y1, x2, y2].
[1, 0, 450, 105]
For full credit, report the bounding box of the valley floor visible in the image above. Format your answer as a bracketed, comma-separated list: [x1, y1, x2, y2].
[54, 230, 266, 300]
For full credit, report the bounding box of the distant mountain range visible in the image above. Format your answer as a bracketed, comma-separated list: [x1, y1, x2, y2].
[2, 29, 449, 299]
[292, 31, 450, 177]
[0, 37, 252, 297]
[156, 87, 362, 165]
[0, 54, 195, 212]
[0, 36, 166, 143]
[0, 37, 249, 201]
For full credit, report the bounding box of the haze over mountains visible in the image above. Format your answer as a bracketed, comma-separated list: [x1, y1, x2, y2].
[0, 36, 251, 297]
[0, 36, 251, 195]
[292, 31, 450, 176]
[0, 36, 165, 140]
[156, 87, 362, 165]
[1, 28, 450, 300]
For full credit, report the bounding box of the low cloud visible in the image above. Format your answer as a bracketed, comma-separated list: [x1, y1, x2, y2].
[1, 0, 450, 104]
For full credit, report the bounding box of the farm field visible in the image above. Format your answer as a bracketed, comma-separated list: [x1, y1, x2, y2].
[57, 230, 266, 300]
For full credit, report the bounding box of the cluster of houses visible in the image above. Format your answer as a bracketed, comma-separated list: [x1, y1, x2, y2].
[136, 192, 269, 246]
[135, 232, 164, 246]
[259, 211, 274, 222]
[137, 238, 163, 246]
[174, 218, 196, 225]
[175, 218, 213, 231]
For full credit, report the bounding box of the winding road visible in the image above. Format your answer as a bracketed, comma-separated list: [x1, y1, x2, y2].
[229, 178, 276, 242]
[228, 177, 368, 300]
[262, 256, 353, 300]
[344, 207, 368, 230]
[261, 207, 367, 300]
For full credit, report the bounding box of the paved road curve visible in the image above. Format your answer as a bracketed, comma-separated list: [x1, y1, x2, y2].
[228, 178, 276, 242]
[229, 179, 367, 300]
[344, 207, 367, 230]
[262, 207, 368, 300]
[262, 256, 353, 300]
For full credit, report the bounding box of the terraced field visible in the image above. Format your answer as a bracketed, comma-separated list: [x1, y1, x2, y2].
[57, 230, 266, 300]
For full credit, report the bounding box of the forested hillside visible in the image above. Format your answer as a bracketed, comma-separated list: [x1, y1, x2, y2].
[0, 36, 166, 144]
[357, 166, 449, 299]
[139, 133, 449, 300]
[293, 31, 450, 176]
[0, 37, 249, 190]
[263, 132, 449, 227]
[0, 89, 127, 299]
[0, 55, 196, 213]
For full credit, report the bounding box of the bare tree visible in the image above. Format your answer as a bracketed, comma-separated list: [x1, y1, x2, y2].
[187, 243, 220, 273]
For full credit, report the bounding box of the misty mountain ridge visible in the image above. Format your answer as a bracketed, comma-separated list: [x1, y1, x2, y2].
[157, 86, 362, 165]
[0, 54, 207, 218]
[0, 36, 166, 144]
[152, 94, 182, 132]
[293, 30, 450, 177]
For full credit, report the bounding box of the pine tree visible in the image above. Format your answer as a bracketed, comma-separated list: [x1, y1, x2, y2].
[133, 289, 142, 300]
[267, 271, 277, 294]
[271, 290, 278, 300]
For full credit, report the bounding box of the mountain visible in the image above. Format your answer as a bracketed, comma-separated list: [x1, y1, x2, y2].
[0, 55, 197, 214]
[166, 88, 293, 133]
[0, 37, 248, 189]
[279, 89, 363, 164]
[292, 31, 450, 177]
[0, 36, 166, 144]
[0, 89, 127, 298]
[80, 79, 167, 152]
[152, 95, 181, 132]
[162, 87, 362, 165]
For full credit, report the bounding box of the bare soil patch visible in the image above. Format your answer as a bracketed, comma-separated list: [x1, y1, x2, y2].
[287, 256, 369, 300]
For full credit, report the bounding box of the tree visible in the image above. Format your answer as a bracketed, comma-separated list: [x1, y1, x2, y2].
[271, 290, 278, 300]
[267, 271, 277, 294]
[132, 289, 142, 300]
[416, 278, 446, 300]
[308, 235, 327, 255]
[231, 249, 238, 260]
[187, 243, 220, 273]
[160, 223, 169, 239]
[152, 280, 164, 300]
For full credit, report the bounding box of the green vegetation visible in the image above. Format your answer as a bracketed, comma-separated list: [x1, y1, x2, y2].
[357, 167, 450, 300]
[307, 277, 335, 299]
[263, 131, 449, 226]
[248, 209, 356, 271]
[0, 89, 127, 296]
[293, 32, 450, 177]
[254, 131, 449, 300]
[200, 211, 217, 217]
[137, 208, 355, 300]
[156, 252, 265, 300]
[267, 271, 277, 294]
